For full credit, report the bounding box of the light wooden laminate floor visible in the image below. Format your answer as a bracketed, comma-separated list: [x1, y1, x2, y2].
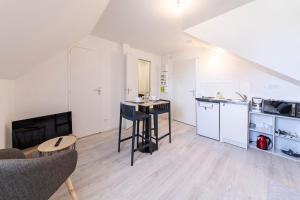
[51, 119, 300, 200]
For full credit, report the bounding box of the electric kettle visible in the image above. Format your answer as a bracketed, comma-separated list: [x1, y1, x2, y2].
[257, 135, 272, 150]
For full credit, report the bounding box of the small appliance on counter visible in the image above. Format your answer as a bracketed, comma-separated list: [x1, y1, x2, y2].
[262, 99, 300, 118]
[256, 135, 272, 150]
[251, 97, 263, 112]
[296, 103, 300, 118]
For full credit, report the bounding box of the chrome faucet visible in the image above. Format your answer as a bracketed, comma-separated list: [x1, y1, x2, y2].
[235, 92, 247, 101]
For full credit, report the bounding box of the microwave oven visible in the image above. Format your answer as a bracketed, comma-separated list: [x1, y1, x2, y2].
[263, 100, 300, 118]
[297, 103, 300, 118]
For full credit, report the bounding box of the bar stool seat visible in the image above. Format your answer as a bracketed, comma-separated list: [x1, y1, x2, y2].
[149, 108, 168, 115]
[118, 103, 152, 166]
[149, 100, 171, 150]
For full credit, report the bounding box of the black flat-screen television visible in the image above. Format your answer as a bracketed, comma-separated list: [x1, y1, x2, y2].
[12, 112, 72, 150]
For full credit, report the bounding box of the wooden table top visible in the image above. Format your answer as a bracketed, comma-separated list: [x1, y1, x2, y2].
[37, 135, 77, 153]
[124, 100, 169, 107]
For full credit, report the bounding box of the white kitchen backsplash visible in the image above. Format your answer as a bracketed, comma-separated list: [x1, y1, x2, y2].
[197, 81, 251, 99]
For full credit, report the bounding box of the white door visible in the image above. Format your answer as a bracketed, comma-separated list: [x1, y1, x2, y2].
[172, 59, 197, 126]
[220, 102, 249, 148]
[70, 47, 103, 137]
[125, 54, 139, 101]
[123, 54, 139, 128]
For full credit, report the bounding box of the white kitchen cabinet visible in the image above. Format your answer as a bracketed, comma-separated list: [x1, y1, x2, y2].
[220, 102, 249, 149]
[196, 101, 220, 140]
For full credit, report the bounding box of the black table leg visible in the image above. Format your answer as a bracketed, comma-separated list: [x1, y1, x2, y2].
[138, 105, 157, 153]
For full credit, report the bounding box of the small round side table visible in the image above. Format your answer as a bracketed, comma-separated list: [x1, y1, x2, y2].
[38, 135, 78, 200]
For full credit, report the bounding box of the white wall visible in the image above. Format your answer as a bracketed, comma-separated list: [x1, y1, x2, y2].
[185, 0, 300, 82]
[14, 35, 160, 133]
[164, 46, 300, 102]
[0, 80, 14, 148]
[15, 50, 69, 120]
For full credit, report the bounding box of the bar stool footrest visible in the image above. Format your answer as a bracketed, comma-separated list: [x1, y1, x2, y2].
[120, 136, 133, 142]
[151, 132, 170, 141]
[158, 133, 170, 140]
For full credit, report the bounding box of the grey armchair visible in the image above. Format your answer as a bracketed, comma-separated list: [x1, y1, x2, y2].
[0, 148, 78, 200]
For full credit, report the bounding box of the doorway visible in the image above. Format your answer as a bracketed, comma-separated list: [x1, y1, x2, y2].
[172, 58, 197, 126]
[124, 55, 152, 128]
[70, 47, 103, 137]
[138, 59, 151, 97]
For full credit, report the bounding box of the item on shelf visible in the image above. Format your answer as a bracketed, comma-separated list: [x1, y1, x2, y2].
[296, 103, 300, 118]
[253, 122, 273, 133]
[276, 129, 299, 139]
[216, 91, 224, 99]
[275, 129, 288, 136]
[263, 99, 299, 118]
[263, 123, 273, 133]
[257, 135, 272, 150]
[281, 149, 300, 158]
[135, 96, 143, 102]
[249, 123, 256, 129]
[291, 132, 298, 137]
[160, 70, 168, 94]
[251, 97, 263, 112]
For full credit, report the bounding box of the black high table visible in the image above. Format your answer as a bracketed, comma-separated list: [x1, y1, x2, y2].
[126, 100, 168, 153]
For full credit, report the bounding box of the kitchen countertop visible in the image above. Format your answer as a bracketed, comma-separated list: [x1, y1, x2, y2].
[196, 97, 250, 105]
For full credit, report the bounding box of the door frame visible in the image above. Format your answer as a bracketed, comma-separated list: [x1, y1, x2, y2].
[67, 46, 104, 137]
[67, 46, 100, 111]
[138, 59, 151, 96]
[170, 57, 199, 126]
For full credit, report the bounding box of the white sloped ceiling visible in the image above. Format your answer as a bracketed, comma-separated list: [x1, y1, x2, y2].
[185, 0, 300, 83]
[0, 0, 110, 79]
[92, 0, 252, 55]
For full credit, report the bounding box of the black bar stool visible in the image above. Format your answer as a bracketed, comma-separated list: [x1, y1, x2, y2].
[118, 103, 152, 166]
[149, 100, 171, 150]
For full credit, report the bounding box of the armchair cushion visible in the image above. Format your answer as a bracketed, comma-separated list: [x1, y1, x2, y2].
[0, 149, 78, 200]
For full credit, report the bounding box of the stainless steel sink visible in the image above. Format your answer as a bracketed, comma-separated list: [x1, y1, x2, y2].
[229, 99, 246, 102]
[199, 97, 247, 103]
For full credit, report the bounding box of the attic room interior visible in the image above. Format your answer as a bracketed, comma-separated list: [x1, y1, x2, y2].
[1, 0, 300, 199]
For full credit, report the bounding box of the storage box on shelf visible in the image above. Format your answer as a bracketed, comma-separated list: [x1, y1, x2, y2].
[249, 111, 300, 162]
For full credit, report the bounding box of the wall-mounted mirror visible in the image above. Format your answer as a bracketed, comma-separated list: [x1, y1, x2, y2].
[138, 59, 151, 97]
